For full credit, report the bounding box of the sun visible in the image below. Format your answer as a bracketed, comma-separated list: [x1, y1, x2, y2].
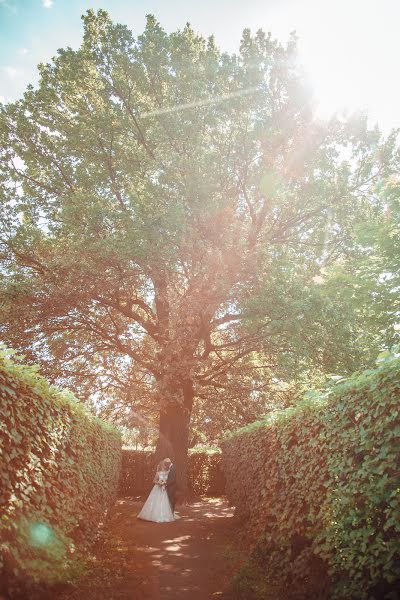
[296, 0, 399, 129]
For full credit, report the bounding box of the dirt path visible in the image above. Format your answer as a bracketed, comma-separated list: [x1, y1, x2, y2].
[57, 498, 235, 600]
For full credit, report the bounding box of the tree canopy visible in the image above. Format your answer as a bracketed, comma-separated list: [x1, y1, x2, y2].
[1, 10, 399, 488]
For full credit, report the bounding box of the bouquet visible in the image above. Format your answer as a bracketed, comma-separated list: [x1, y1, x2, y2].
[155, 475, 167, 490]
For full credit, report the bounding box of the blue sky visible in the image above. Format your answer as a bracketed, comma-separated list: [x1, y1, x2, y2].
[1, 0, 400, 131]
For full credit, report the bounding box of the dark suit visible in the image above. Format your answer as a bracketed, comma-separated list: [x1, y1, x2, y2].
[166, 464, 177, 512]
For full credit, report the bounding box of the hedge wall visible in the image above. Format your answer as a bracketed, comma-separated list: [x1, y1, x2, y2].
[221, 350, 400, 600]
[0, 347, 122, 598]
[119, 447, 225, 497]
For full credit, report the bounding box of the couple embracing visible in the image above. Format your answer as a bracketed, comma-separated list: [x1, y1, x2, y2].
[137, 457, 179, 523]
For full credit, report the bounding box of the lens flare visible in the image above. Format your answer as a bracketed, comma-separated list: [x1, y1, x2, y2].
[29, 522, 54, 547]
[140, 86, 259, 119]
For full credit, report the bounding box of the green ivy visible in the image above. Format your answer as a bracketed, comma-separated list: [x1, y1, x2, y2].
[221, 347, 400, 600]
[0, 346, 122, 598]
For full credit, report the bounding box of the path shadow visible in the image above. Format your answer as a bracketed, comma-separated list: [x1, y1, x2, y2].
[114, 497, 235, 600]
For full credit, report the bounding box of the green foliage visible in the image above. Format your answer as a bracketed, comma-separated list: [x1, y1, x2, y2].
[119, 448, 224, 497]
[118, 449, 155, 496]
[0, 346, 122, 598]
[221, 348, 400, 599]
[188, 447, 224, 497]
[309, 174, 400, 371]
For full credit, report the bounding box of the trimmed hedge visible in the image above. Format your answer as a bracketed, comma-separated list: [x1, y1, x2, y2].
[119, 447, 225, 497]
[221, 350, 400, 600]
[0, 347, 122, 598]
[119, 449, 155, 496]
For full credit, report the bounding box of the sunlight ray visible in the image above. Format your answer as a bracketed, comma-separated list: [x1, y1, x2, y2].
[140, 86, 260, 119]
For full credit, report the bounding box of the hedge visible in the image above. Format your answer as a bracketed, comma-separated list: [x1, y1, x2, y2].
[221, 349, 400, 600]
[119, 447, 225, 497]
[0, 347, 122, 598]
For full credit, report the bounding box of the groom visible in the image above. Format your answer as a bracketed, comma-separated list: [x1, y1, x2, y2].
[164, 458, 177, 514]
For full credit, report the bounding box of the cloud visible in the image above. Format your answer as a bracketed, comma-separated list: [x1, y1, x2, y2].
[17, 48, 29, 56]
[2, 66, 18, 79]
[42, 0, 53, 7]
[0, 0, 18, 14]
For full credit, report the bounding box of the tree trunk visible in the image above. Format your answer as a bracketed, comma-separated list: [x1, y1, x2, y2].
[155, 378, 194, 502]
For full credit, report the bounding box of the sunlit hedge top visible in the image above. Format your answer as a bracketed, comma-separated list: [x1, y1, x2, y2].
[0, 346, 122, 593]
[221, 348, 400, 600]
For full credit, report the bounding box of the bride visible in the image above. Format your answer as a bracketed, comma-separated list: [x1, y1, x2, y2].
[137, 459, 176, 523]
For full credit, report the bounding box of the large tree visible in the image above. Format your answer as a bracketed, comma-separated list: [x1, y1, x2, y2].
[0, 11, 398, 492]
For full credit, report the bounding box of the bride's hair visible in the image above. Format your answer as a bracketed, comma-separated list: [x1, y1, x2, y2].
[156, 457, 173, 471]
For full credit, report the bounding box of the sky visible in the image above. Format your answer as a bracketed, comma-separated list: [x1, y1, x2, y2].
[0, 0, 400, 131]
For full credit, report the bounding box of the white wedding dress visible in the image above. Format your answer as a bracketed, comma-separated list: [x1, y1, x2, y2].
[137, 470, 175, 523]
